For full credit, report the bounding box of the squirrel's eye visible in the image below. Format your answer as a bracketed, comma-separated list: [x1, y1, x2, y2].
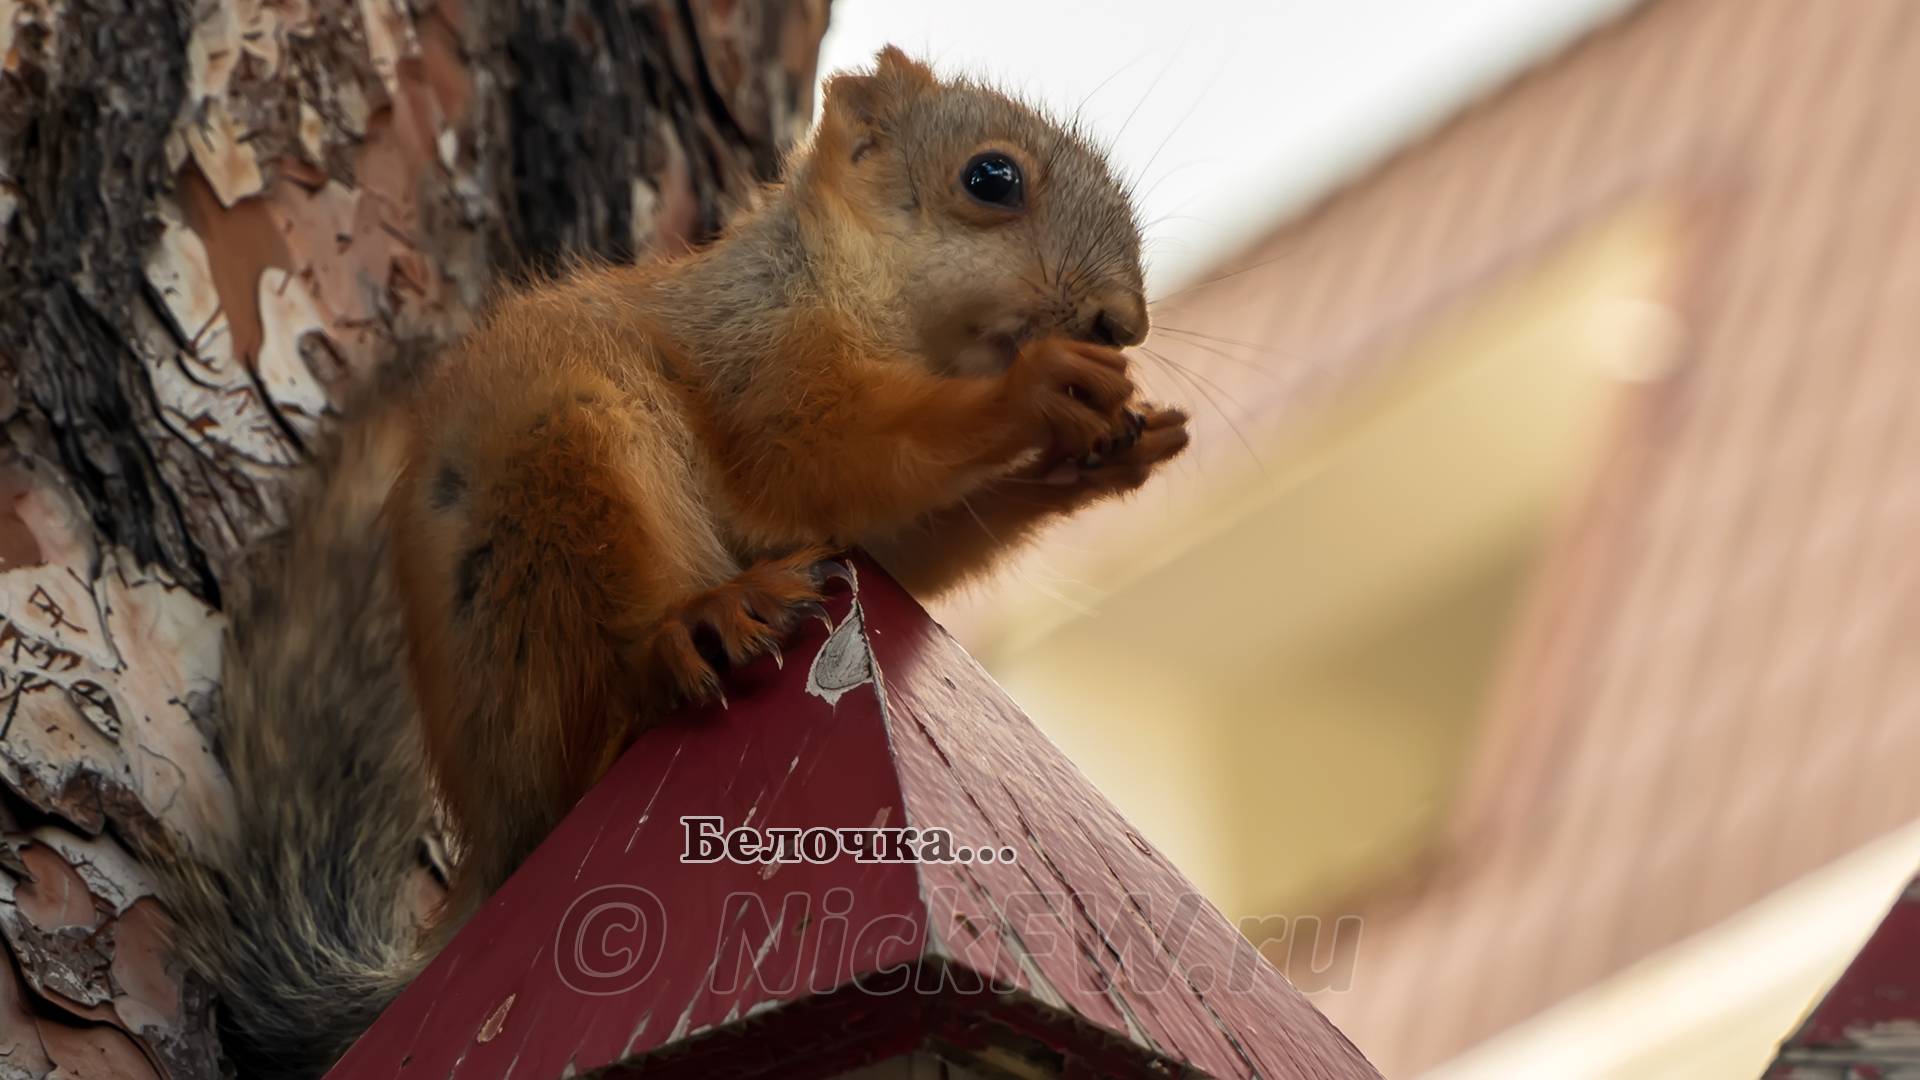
[962, 153, 1024, 208]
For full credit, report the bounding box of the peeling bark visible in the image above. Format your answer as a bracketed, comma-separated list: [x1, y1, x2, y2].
[0, 0, 827, 1072]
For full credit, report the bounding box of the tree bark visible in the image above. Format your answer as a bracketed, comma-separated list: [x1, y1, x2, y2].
[0, 1, 827, 1073]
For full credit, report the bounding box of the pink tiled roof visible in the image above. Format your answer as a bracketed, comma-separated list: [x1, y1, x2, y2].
[1108, 0, 1920, 1070]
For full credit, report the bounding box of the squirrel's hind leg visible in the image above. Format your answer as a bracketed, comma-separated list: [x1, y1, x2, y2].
[392, 369, 736, 902]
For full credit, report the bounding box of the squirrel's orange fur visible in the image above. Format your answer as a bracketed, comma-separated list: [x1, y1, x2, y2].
[387, 47, 1189, 915]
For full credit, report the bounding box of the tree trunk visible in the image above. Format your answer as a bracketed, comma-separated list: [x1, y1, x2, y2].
[0, 1, 827, 1073]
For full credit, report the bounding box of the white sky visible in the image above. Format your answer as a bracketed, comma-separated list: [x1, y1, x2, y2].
[818, 0, 1638, 293]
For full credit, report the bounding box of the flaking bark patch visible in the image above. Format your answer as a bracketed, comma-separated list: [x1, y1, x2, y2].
[0, 0, 826, 1072]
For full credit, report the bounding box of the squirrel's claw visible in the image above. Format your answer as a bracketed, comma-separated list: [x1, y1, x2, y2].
[794, 599, 834, 631]
[1077, 407, 1148, 469]
[809, 558, 858, 595]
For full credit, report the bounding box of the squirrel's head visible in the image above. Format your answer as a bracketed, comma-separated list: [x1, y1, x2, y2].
[801, 47, 1147, 375]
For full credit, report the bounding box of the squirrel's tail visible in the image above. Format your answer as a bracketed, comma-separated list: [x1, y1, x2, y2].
[155, 403, 441, 1078]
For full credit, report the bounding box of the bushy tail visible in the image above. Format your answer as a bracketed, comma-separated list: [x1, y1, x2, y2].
[155, 404, 441, 1078]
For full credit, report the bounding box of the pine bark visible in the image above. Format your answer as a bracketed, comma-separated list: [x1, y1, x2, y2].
[0, 1, 827, 1072]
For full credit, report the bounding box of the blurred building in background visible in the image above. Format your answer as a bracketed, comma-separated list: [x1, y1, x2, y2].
[933, 0, 1920, 1075]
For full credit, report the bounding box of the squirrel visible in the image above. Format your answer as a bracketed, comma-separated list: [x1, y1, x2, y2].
[156, 47, 1188, 1078]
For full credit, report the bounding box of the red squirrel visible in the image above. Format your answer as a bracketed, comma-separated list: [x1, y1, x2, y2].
[158, 48, 1187, 1077]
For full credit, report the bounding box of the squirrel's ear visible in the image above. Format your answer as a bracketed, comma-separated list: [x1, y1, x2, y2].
[817, 46, 936, 163]
[871, 46, 937, 90]
[818, 75, 882, 163]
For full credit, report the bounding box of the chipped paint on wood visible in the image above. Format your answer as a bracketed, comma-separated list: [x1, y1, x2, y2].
[477, 992, 515, 1043]
[806, 597, 876, 707]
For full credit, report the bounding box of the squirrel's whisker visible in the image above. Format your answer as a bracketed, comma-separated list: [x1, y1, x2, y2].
[1148, 328, 1286, 375]
[1139, 345, 1265, 472]
[1148, 241, 1304, 308]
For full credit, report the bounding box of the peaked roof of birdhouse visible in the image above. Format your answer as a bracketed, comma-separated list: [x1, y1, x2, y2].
[327, 555, 1379, 1079]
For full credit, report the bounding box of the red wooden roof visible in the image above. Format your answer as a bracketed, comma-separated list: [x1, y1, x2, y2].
[328, 554, 1378, 1078]
[1765, 870, 1920, 1077]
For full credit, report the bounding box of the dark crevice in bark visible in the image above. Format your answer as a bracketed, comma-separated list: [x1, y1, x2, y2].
[24, 285, 222, 605]
[675, 0, 774, 179]
[0, 0, 211, 600]
[492, 0, 793, 274]
[500, 0, 653, 267]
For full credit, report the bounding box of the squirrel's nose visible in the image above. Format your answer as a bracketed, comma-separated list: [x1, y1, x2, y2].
[1086, 292, 1149, 348]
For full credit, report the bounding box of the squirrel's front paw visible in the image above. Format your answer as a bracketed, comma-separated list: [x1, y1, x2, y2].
[1010, 338, 1136, 459]
[1034, 404, 1191, 495]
